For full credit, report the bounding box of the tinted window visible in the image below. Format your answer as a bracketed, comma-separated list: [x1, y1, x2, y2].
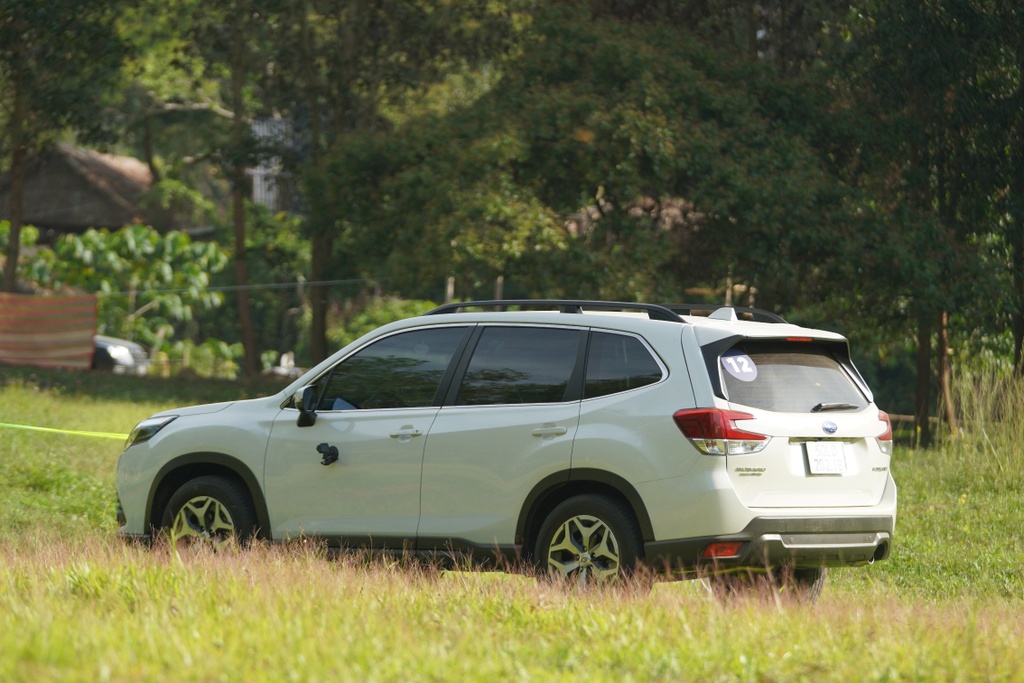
[721, 342, 867, 413]
[585, 332, 663, 399]
[317, 327, 466, 410]
[456, 327, 583, 405]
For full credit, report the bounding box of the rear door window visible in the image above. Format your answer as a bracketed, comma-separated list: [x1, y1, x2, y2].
[720, 341, 867, 413]
[456, 326, 584, 405]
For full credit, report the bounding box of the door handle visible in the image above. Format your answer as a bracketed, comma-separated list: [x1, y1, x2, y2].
[390, 426, 423, 439]
[532, 425, 568, 437]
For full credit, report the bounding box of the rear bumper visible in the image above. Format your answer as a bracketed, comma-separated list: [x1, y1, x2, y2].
[645, 515, 894, 575]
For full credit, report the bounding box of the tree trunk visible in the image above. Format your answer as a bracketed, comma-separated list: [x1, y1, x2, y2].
[2, 78, 27, 293]
[747, 3, 758, 61]
[301, 3, 332, 366]
[309, 231, 333, 364]
[143, 111, 161, 184]
[232, 161, 259, 376]
[937, 310, 958, 435]
[230, 22, 258, 377]
[1015, 238, 1024, 375]
[1013, 171, 1024, 375]
[1011, 20, 1024, 376]
[914, 314, 933, 447]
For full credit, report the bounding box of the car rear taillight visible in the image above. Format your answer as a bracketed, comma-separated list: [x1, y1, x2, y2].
[701, 541, 744, 559]
[673, 408, 769, 456]
[877, 410, 893, 455]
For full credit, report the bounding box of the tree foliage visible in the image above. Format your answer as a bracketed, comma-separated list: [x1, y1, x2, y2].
[202, 204, 312, 363]
[313, 5, 866, 309]
[0, 0, 129, 291]
[265, 0, 530, 362]
[0, 0, 129, 141]
[833, 0, 1024, 436]
[29, 225, 229, 347]
[7, 0, 1024, 422]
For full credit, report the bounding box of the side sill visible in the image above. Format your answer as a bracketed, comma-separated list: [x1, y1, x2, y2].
[116, 528, 153, 544]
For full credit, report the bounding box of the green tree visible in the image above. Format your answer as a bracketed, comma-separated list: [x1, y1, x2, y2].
[0, 0, 129, 291]
[314, 4, 865, 309]
[843, 1, 1008, 443]
[272, 0, 527, 363]
[183, 0, 286, 376]
[116, 0, 233, 193]
[199, 204, 312, 365]
[116, 0, 286, 374]
[982, 1, 1024, 376]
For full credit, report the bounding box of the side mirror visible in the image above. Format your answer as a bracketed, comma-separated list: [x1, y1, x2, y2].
[297, 385, 318, 427]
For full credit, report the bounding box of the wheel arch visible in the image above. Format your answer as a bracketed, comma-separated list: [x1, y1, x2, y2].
[146, 452, 270, 538]
[516, 468, 655, 557]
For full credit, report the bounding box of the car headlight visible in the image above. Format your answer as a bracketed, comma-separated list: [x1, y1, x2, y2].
[125, 416, 177, 449]
[108, 345, 134, 363]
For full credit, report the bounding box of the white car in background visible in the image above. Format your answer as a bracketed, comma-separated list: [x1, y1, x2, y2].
[116, 300, 895, 596]
[93, 335, 149, 376]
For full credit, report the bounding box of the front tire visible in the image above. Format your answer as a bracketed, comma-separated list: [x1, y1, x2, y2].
[534, 494, 644, 586]
[161, 475, 257, 549]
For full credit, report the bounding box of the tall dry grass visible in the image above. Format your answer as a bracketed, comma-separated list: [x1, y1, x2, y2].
[3, 534, 1024, 682]
[945, 368, 1024, 485]
[4, 366, 1024, 679]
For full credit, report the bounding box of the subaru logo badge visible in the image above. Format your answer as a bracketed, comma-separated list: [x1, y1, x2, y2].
[822, 421, 838, 435]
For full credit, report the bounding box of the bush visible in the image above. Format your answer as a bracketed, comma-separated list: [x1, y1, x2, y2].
[150, 338, 244, 380]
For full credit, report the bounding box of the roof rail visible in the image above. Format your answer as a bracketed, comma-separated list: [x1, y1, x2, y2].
[662, 303, 788, 324]
[425, 300, 684, 322]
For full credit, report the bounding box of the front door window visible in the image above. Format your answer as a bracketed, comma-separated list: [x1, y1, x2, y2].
[316, 326, 467, 410]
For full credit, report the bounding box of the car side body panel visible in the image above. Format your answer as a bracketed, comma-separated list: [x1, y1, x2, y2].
[116, 396, 282, 537]
[417, 402, 579, 547]
[116, 301, 897, 582]
[264, 405, 435, 541]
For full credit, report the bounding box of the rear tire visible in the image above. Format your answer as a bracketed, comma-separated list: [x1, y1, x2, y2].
[161, 475, 257, 549]
[711, 566, 827, 603]
[783, 566, 827, 602]
[533, 494, 644, 586]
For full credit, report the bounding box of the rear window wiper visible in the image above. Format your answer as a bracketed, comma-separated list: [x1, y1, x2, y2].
[811, 402, 860, 412]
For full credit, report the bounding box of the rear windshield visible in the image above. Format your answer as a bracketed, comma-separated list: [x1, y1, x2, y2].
[720, 341, 867, 413]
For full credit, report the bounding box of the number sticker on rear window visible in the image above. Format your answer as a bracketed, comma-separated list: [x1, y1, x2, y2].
[721, 350, 757, 382]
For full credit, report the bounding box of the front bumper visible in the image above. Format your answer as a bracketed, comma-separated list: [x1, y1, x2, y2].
[116, 497, 151, 542]
[645, 515, 894, 575]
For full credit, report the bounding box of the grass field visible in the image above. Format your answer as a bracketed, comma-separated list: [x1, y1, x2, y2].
[2, 367, 1023, 682]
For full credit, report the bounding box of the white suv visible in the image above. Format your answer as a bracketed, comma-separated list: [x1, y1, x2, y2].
[117, 300, 896, 591]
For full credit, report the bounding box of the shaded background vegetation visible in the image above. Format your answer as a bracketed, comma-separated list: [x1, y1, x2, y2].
[3, 0, 1024, 441]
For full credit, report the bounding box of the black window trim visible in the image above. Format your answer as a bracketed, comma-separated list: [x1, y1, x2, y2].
[288, 322, 671, 413]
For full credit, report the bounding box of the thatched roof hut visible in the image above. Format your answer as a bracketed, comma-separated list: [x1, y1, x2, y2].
[0, 143, 170, 240]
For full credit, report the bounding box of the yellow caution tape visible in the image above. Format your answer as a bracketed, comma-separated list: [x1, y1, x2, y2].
[0, 422, 128, 441]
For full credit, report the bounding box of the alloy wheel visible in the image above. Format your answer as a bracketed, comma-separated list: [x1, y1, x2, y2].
[546, 514, 621, 585]
[170, 495, 237, 549]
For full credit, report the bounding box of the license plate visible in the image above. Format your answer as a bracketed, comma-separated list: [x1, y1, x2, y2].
[806, 441, 847, 475]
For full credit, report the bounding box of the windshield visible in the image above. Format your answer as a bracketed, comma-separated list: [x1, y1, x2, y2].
[720, 341, 868, 413]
